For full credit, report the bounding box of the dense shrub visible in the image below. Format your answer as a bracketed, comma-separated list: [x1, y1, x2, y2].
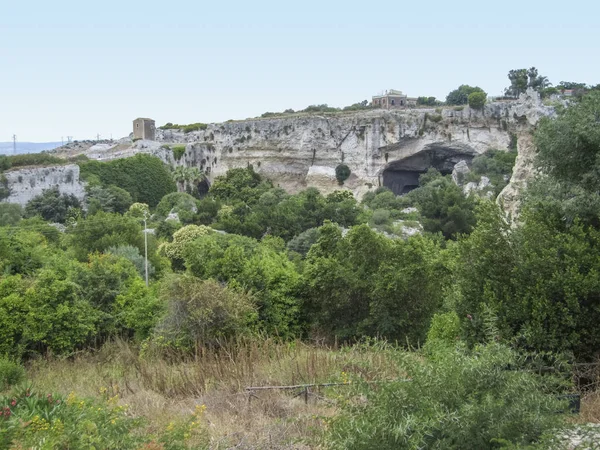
[335, 164, 351, 184]
[0, 357, 25, 390]
[79, 154, 176, 206]
[303, 222, 446, 343]
[107, 245, 155, 279]
[446, 85, 486, 106]
[468, 91, 487, 109]
[154, 192, 199, 224]
[24, 187, 81, 223]
[325, 343, 570, 450]
[0, 386, 209, 449]
[4, 152, 64, 168]
[86, 184, 133, 215]
[171, 145, 186, 160]
[154, 276, 257, 349]
[0, 203, 22, 227]
[184, 234, 302, 338]
[162, 224, 212, 269]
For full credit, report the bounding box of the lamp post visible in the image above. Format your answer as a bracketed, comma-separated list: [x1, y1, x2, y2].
[143, 212, 149, 287]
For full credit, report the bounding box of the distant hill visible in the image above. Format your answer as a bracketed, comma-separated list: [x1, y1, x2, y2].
[0, 141, 62, 155]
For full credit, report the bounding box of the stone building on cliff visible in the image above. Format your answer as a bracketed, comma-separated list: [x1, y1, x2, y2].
[133, 118, 156, 140]
[372, 89, 417, 109]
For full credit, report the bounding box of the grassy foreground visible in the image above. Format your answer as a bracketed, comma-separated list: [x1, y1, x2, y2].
[18, 339, 404, 449]
[2, 338, 599, 449]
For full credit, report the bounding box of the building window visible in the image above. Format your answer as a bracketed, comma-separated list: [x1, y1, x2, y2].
[391, 99, 395, 105]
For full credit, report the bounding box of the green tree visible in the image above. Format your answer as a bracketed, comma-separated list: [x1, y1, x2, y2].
[468, 91, 486, 109]
[445, 85, 485, 105]
[24, 187, 81, 223]
[154, 275, 257, 349]
[79, 154, 176, 206]
[0, 203, 22, 227]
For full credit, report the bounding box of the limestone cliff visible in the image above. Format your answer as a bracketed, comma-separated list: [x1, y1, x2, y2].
[1, 164, 86, 207]
[49, 90, 552, 212]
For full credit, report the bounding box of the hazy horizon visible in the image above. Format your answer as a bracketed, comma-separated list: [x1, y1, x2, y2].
[2, 0, 599, 142]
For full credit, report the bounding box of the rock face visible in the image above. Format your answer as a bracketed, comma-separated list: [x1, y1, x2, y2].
[50, 88, 552, 214]
[1, 164, 86, 207]
[151, 90, 552, 202]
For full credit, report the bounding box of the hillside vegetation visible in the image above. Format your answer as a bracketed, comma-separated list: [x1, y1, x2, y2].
[1, 91, 600, 448]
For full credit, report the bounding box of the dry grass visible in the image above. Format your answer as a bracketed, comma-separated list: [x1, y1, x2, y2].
[25, 338, 404, 449]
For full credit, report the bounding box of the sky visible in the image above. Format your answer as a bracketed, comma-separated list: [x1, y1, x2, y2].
[1, 0, 598, 142]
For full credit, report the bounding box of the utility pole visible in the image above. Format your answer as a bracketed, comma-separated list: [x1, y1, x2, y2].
[96, 133, 100, 141]
[12, 134, 16, 154]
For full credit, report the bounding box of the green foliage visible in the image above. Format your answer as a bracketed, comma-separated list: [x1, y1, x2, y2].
[86, 184, 133, 215]
[0, 203, 22, 227]
[0, 175, 9, 201]
[425, 311, 461, 348]
[0, 229, 48, 275]
[303, 222, 446, 343]
[154, 276, 257, 349]
[535, 90, 600, 194]
[107, 245, 155, 279]
[335, 164, 351, 184]
[287, 227, 319, 256]
[0, 357, 25, 390]
[446, 85, 486, 105]
[162, 224, 212, 269]
[0, 387, 209, 449]
[79, 154, 176, 206]
[171, 145, 186, 161]
[64, 212, 153, 264]
[209, 166, 269, 204]
[453, 202, 600, 361]
[505, 67, 551, 97]
[405, 170, 477, 239]
[159, 122, 208, 133]
[469, 148, 518, 196]
[325, 343, 569, 450]
[4, 152, 64, 168]
[0, 155, 11, 171]
[24, 187, 81, 223]
[417, 96, 438, 106]
[184, 233, 301, 338]
[468, 91, 487, 109]
[155, 192, 199, 224]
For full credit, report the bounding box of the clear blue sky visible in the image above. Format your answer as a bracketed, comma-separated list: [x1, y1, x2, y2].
[1, 0, 598, 142]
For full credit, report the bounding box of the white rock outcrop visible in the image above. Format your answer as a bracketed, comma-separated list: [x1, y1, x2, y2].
[1, 164, 86, 207]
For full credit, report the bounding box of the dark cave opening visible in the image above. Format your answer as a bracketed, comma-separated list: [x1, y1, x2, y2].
[382, 146, 476, 195]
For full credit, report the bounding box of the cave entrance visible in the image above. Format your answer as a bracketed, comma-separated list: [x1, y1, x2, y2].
[382, 145, 476, 195]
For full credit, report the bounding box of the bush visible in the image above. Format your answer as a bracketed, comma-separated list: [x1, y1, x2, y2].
[335, 164, 351, 185]
[154, 276, 257, 350]
[0, 386, 209, 449]
[0, 357, 25, 390]
[468, 91, 487, 109]
[0, 203, 22, 227]
[24, 187, 81, 223]
[4, 153, 64, 168]
[171, 145, 186, 161]
[325, 343, 570, 450]
[79, 154, 176, 207]
[162, 225, 212, 269]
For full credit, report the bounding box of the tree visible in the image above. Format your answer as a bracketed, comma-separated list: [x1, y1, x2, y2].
[154, 276, 257, 349]
[535, 91, 600, 194]
[467, 91, 486, 109]
[445, 85, 486, 105]
[0, 203, 22, 227]
[24, 187, 81, 223]
[505, 67, 551, 97]
[405, 170, 477, 240]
